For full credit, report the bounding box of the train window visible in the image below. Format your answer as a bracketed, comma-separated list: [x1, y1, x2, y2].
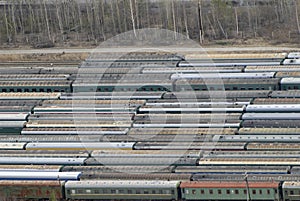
[103, 189, 108, 194]
[1, 89, 6, 92]
[67, 190, 71, 194]
[71, 190, 76, 194]
[119, 190, 125, 194]
[235, 190, 239, 194]
[209, 190, 213, 194]
[47, 89, 52, 92]
[128, 190, 132, 194]
[94, 190, 100, 194]
[185, 189, 189, 194]
[252, 190, 256, 195]
[294, 86, 299, 89]
[111, 189, 116, 194]
[248, 88, 253, 90]
[77, 190, 84, 194]
[17, 88, 22, 92]
[284, 190, 288, 195]
[32, 89, 37, 92]
[290, 190, 294, 195]
[259, 190, 262, 194]
[233, 87, 238, 90]
[144, 190, 149, 194]
[275, 189, 277, 194]
[241, 88, 245, 90]
[158, 190, 163, 194]
[226, 190, 230, 194]
[244, 190, 247, 194]
[192, 190, 196, 195]
[218, 190, 222, 194]
[201, 190, 204, 194]
[152, 190, 156, 194]
[267, 190, 270, 195]
[171, 190, 175, 194]
[10, 89, 14, 92]
[86, 190, 91, 193]
[39, 89, 44, 92]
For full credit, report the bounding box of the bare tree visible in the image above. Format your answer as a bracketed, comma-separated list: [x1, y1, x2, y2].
[171, 0, 177, 39]
[55, 0, 64, 41]
[198, 0, 204, 43]
[295, 0, 300, 34]
[129, 0, 137, 37]
[42, 0, 51, 41]
[4, 4, 11, 43]
[183, 1, 189, 39]
[234, 7, 239, 36]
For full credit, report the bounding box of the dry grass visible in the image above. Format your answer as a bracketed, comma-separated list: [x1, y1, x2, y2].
[0, 53, 88, 62]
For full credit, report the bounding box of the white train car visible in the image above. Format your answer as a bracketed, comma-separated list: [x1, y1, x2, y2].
[242, 113, 300, 120]
[246, 104, 300, 112]
[170, 72, 275, 80]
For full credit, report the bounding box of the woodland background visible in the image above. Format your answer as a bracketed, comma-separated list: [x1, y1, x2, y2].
[1, 0, 300, 48]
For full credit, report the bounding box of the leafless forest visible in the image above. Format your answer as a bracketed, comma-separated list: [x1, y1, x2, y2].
[1, 0, 300, 47]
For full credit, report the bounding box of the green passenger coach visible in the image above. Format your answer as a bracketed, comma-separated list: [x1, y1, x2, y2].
[180, 181, 280, 201]
[65, 180, 180, 200]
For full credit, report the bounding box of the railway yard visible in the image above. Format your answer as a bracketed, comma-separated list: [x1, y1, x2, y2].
[1, 51, 300, 200]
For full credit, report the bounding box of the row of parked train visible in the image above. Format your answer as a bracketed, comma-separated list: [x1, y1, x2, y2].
[1, 72, 300, 93]
[1, 52, 300, 200]
[1, 179, 300, 201]
[0, 52, 300, 93]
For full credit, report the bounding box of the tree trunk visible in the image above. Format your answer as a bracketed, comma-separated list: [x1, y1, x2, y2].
[76, 1, 83, 33]
[295, 0, 300, 34]
[10, 1, 18, 42]
[183, 1, 189, 39]
[134, 0, 139, 29]
[85, 0, 95, 41]
[42, 0, 51, 41]
[109, 1, 116, 35]
[198, 0, 204, 43]
[55, 0, 64, 41]
[100, 0, 106, 41]
[171, 0, 177, 39]
[4, 4, 11, 43]
[129, 0, 137, 37]
[234, 7, 239, 37]
[115, 1, 122, 33]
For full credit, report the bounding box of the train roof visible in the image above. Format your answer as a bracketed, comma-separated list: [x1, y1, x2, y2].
[0, 92, 61, 100]
[270, 90, 300, 98]
[282, 182, 300, 188]
[239, 127, 300, 134]
[65, 180, 180, 188]
[61, 92, 164, 100]
[0, 81, 71, 86]
[180, 181, 279, 188]
[281, 77, 300, 84]
[0, 180, 62, 186]
[245, 65, 300, 72]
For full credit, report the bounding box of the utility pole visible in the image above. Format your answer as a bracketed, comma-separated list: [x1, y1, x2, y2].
[244, 174, 252, 201]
